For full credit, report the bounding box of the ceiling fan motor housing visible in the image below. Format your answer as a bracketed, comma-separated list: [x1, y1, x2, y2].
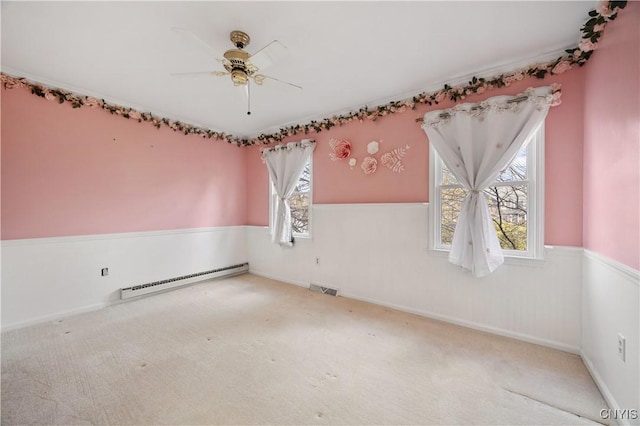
[230, 30, 250, 49]
[223, 49, 253, 86]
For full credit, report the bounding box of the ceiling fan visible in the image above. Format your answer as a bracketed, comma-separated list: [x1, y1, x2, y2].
[171, 28, 302, 115]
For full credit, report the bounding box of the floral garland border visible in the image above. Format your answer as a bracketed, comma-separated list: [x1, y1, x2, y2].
[0, 1, 626, 147]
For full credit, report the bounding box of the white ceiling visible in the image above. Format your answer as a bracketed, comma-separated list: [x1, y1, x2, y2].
[1, 1, 596, 138]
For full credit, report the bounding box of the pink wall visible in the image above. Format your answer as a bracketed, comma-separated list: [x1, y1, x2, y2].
[1, 87, 248, 240]
[247, 70, 586, 248]
[583, 2, 640, 270]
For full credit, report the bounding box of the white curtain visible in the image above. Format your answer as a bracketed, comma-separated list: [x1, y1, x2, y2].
[422, 87, 553, 277]
[262, 139, 315, 246]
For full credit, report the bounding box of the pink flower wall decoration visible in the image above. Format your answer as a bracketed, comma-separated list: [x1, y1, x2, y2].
[128, 110, 142, 121]
[361, 157, 378, 174]
[597, 0, 615, 17]
[551, 60, 572, 75]
[578, 39, 598, 52]
[43, 89, 56, 102]
[329, 138, 351, 161]
[84, 97, 100, 108]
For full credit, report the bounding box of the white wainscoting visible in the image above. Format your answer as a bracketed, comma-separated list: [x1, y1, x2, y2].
[1, 226, 247, 330]
[248, 203, 584, 353]
[582, 250, 639, 425]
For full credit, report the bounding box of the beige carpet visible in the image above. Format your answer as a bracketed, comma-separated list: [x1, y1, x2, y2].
[2, 273, 608, 425]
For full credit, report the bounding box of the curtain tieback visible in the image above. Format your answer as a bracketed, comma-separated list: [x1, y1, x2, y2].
[470, 189, 480, 194]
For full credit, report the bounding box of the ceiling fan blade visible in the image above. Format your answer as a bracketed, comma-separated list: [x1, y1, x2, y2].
[254, 74, 302, 90]
[248, 40, 288, 71]
[171, 26, 219, 57]
[169, 71, 227, 77]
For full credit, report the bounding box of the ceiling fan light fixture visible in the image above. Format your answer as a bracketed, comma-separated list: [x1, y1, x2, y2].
[230, 69, 248, 86]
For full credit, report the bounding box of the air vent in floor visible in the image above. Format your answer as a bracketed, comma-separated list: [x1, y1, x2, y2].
[309, 283, 338, 296]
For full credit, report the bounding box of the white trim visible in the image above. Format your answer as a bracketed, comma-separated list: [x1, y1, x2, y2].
[581, 351, 626, 426]
[247, 268, 581, 355]
[584, 249, 639, 284]
[314, 202, 428, 208]
[544, 245, 584, 256]
[428, 245, 582, 267]
[531, 123, 545, 259]
[1, 226, 246, 247]
[2, 302, 110, 333]
[245, 225, 269, 230]
[428, 153, 438, 251]
[248, 270, 309, 289]
[338, 290, 580, 354]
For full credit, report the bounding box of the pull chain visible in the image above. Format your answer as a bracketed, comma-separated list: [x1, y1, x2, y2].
[247, 80, 251, 115]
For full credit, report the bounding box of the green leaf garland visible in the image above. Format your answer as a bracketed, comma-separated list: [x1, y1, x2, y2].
[0, 1, 626, 147]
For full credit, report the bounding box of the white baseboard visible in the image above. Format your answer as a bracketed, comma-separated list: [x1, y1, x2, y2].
[340, 291, 582, 355]
[1, 302, 109, 333]
[249, 269, 309, 289]
[248, 270, 581, 355]
[581, 351, 627, 426]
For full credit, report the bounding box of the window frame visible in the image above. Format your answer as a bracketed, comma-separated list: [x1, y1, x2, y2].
[428, 124, 544, 260]
[269, 156, 313, 239]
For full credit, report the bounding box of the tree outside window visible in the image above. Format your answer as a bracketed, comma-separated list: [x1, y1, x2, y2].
[433, 127, 543, 258]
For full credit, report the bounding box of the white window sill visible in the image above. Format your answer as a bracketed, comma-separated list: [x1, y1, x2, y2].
[426, 248, 546, 268]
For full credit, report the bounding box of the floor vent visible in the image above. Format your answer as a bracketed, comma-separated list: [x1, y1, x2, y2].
[120, 262, 249, 300]
[309, 283, 338, 297]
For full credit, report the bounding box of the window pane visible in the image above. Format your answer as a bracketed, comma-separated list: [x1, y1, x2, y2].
[439, 185, 528, 251]
[485, 185, 527, 251]
[290, 192, 309, 234]
[440, 186, 466, 246]
[296, 162, 311, 193]
[495, 145, 527, 182]
[441, 164, 459, 185]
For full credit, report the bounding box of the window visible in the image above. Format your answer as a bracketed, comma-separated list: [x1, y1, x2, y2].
[270, 158, 312, 237]
[430, 125, 544, 259]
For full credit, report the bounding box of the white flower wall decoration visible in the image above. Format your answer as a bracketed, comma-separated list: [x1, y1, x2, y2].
[380, 145, 411, 173]
[367, 141, 379, 154]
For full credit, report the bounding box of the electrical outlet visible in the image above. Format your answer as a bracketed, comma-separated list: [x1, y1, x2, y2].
[617, 333, 626, 362]
[315, 257, 319, 265]
[101, 268, 109, 277]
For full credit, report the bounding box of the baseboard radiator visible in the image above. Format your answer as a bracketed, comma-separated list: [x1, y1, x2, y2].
[120, 262, 249, 300]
